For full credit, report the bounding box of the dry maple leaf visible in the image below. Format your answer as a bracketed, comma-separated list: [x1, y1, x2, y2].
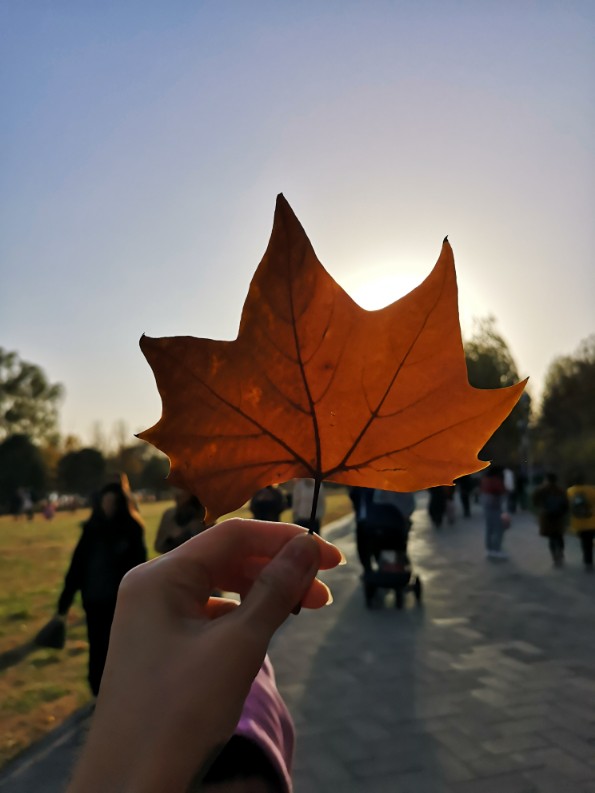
[138, 195, 526, 520]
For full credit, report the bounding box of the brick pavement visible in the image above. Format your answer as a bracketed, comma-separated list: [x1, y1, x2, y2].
[270, 496, 595, 792]
[2, 496, 595, 792]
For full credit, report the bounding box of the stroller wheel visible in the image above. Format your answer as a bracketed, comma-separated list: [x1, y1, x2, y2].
[413, 576, 423, 603]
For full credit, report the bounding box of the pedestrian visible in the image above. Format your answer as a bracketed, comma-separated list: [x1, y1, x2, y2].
[21, 488, 34, 521]
[567, 473, 595, 571]
[503, 466, 517, 513]
[108, 471, 141, 512]
[445, 486, 456, 524]
[349, 486, 374, 571]
[516, 469, 529, 511]
[371, 488, 415, 564]
[428, 486, 447, 528]
[42, 499, 56, 521]
[373, 488, 416, 526]
[55, 481, 147, 695]
[10, 488, 24, 520]
[350, 487, 412, 607]
[532, 473, 568, 566]
[291, 478, 325, 534]
[154, 489, 208, 554]
[456, 474, 474, 518]
[250, 485, 286, 522]
[66, 520, 342, 793]
[480, 465, 508, 560]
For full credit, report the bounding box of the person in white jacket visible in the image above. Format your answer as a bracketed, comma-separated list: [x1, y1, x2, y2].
[292, 479, 326, 535]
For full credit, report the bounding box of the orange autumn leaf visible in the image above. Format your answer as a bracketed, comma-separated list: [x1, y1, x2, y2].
[139, 195, 526, 520]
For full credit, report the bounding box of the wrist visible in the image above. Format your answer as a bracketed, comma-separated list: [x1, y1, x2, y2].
[68, 692, 217, 793]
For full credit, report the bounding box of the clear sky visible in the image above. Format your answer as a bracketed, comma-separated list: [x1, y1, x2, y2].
[1, 1, 594, 445]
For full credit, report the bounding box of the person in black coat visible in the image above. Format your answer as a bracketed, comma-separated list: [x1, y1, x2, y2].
[56, 481, 147, 695]
[249, 486, 286, 522]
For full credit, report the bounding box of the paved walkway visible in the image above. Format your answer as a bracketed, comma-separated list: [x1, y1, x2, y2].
[2, 497, 595, 792]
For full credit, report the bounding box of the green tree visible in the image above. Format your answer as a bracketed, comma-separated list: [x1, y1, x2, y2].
[0, 348, 64, 443]
[0, 434, 47, 510]
[57, 447, 106, 496]
[464, 317, 528, 464]
[536, 335, 595, 481]
[465, 317, 520, 390]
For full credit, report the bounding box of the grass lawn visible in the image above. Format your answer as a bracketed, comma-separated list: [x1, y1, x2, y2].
[0, 489, 352, 767]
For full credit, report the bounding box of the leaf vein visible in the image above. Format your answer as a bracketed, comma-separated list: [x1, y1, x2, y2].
[149, 343, 314, 474]
[336, 264, 448, 469]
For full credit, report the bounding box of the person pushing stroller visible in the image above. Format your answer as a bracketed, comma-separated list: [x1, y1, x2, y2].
[350, 488, 419, 608]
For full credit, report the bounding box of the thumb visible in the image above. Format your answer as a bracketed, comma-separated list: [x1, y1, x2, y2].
[239, 533, 321, 638]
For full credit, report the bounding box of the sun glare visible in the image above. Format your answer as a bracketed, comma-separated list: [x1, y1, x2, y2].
[343, 263, 491, 339]
[345, 268, 424, 310]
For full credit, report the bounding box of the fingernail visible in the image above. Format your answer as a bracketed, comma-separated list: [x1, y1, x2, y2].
[325, 590, 334, 606]
[338, 551, 347, 566]
[317, 536, 344, 562]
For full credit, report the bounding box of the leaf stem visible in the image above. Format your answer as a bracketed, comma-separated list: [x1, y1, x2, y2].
[308, 476, 322, 534]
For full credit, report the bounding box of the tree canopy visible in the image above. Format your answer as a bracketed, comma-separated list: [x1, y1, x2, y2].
[464, 317, 528, 465]
[0, 348, 63, 444]
[465, 316, 520, 390]
[0, 434, 47, 508]
[57, 448, 107, 497]
[536, 335, 595, 481]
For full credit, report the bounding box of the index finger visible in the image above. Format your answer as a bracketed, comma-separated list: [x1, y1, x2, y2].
[177, 518, 342, 577]
[143, 520, 342, 617]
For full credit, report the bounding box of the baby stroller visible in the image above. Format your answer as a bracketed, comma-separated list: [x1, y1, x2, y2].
[354, 494, 422, 609]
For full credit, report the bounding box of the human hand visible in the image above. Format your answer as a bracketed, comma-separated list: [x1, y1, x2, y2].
[68, 518, 342, 793]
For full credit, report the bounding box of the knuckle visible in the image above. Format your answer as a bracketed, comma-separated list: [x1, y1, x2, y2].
[117, 558, 156, 599]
